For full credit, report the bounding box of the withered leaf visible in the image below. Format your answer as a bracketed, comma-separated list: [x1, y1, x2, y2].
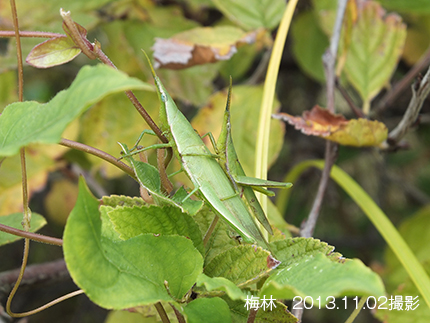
[152, 26, 260, 69]
[273, 106, 388, 147]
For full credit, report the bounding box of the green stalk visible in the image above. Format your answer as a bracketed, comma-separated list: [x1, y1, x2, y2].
[254, 0, 299, 237]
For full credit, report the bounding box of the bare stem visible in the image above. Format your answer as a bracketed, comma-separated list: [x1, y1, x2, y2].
[0, 31, 62, 38]
[203, 216, 219, 247]
[322, 0, 348, 113]
[60, 9, 96, 59]
[303, 142, 338, 238]
[59, 138, 136, 179]
[0, 224, 63, 246]
[0, 259, 68, 295]
[154, 302, 171, 323]
[94, 41, 173, 168]
[336, 81, 366, 118]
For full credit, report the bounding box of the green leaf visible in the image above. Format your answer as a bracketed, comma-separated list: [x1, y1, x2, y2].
[0, 65, 153, 157]
[204, 245, 274, 287]
[260, 252, 385, 305]
[101, 195, 147, 208]
[343, 2, 406, 112]
[63, 177, 203, 309]
[26, 36, 81, 68]
[184, 297, 232, 323]
[377, 0, 430, 14]
[291, 11, 329, 82]
[100, 206, 123, 243]
[0, 213, 47, 246]
[108, 204, 204, 255]
[211, 0, 286, 30]
[195, 273, 246, 300]
[270, 237, 342, 268]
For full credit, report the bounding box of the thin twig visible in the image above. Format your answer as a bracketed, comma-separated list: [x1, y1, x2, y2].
[59, 138, 136, 179]
[322, 0, 348, 113]
[336, 81, 366, 118]
[294, 1, 347, 320]
[245, 49, 271, 85]
[386, 64, 430, 146]
[0, 224, 63, 246]
[0, 31, 62, 38]
[301, 142, 338, 239]
[377, 45, 430, 113]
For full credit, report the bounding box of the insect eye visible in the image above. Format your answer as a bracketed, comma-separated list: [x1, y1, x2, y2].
[160, 93, 167, 102]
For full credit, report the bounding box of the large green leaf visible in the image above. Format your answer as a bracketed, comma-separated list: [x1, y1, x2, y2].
[343, 1, 406, 112]
[0, 65, 153, 157]
[0, 212, 47, 246]
[63, 177, 203, 309]
[184, 297, 232, 323]
[260, 252, 385, 305]
[107, 204, 204, 255]
[210, 0, 286, 30]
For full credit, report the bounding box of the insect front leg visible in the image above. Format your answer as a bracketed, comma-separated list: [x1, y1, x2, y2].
[129, 129, 157, 153]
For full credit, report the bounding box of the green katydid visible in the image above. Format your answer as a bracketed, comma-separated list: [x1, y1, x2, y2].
[213, 80, 292, 235]
[122, 61, 270, 249]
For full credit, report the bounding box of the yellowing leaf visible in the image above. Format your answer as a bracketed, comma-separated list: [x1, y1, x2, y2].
[153, 26, 260, 69]
[343, 1, 406, 113]
[0, 149, 57, 215]
[273, 105, 388, 147]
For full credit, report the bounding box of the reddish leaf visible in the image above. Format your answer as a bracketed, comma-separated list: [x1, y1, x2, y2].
[274, 106, 388, 147]
[26, 36, 81, 68]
